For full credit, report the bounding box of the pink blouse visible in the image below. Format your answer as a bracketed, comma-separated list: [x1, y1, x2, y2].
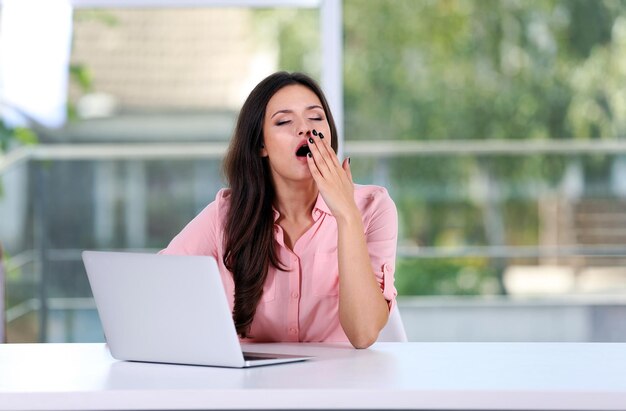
[161, 184, 398, 343]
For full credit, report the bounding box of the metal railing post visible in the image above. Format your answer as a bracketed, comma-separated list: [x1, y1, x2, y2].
[0, 242, 6, 343]
[33, 162, 49, 342]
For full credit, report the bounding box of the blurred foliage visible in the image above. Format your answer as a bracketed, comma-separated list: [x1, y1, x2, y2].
[259, 1, 626, 296]
[253, 8, 320, 77]
[69, 64, 93, 93]
[0, 12, 117, 153]
[73, 9, 120, 27]
[66, 64, 94, 122]
[396, 257, 499, 295]
[343, 0, 626, 142]
[0, 121, 38, 195]
[67, 10, 117, 121]
[0, 124, 37, 154]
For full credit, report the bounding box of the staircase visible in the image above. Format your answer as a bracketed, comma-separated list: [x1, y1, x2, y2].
[571, 199, 626, 266]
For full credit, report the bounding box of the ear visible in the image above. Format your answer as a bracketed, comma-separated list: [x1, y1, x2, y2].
[260, 142, 268, 157]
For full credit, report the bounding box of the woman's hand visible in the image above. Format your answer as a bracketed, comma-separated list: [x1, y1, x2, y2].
[307, 129, 389, 348]
[305, 130, 357, 221]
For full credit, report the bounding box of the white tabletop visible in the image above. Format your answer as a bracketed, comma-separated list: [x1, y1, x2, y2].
[0, 342, 625, 410]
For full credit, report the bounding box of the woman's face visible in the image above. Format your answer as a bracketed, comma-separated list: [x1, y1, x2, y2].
[261, 84, 332, 183]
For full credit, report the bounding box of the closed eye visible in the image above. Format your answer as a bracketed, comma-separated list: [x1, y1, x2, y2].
[276, 120, 291, 126]
[310, 117, 323, 121]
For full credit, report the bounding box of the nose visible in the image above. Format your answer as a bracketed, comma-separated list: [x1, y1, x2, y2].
[297, 128, 311, 136]
[296, 118, 311, 137]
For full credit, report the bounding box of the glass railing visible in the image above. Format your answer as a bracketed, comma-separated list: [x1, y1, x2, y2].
[2, 139, 626, 342]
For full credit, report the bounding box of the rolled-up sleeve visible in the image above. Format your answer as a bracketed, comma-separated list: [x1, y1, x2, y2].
[364, 189, 398, 310]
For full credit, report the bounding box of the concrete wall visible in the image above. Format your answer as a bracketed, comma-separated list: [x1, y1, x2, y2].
[8, 295, 626, 343]
[397, 296, 626, 342]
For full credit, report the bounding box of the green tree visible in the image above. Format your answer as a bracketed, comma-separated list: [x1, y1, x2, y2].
[256, 0, 626, 295]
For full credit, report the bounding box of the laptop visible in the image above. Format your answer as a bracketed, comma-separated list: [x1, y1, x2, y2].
[82, 250, 312, 368]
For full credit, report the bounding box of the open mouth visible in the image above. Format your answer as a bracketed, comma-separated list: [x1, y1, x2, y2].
[295, 144, 311, 157]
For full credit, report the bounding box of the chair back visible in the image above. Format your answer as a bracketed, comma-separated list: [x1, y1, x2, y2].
[377, 304, 408, 342]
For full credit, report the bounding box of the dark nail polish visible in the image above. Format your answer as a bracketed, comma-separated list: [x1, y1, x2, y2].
[308, 137, 314, 144]
[319, 132, 324, 139]
[348, 157, 351, 164]
[312, 129, 318, 136]
[307, 152, 312, 157]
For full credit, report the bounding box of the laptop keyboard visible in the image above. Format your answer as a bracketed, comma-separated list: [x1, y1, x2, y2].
[243, 354, 278, 361]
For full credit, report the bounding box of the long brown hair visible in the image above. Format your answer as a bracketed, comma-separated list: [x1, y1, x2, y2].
[223, 72, 338, 338]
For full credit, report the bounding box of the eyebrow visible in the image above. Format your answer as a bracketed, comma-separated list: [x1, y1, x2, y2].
[270, 105, 324, 119]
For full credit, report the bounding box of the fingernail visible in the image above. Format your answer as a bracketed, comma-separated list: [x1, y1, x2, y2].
[308, 137, 314, 144]
[307, 152, 312, 157]
[348, 157, 351, 164]
[319, 132, 324, 139]
[312, 129, 318, 136]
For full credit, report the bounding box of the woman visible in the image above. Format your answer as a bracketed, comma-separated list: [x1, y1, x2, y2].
[162, 72, 397, 349]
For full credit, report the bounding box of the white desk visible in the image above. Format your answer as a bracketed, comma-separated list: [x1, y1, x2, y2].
[0, 342, 625, 410]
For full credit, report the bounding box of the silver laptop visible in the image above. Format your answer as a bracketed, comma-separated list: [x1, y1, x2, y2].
[82, 250, 312, 368]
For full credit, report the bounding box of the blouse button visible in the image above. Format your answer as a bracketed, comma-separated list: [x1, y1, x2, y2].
[289, 328, 298, 334]
[291, 292, 299, 299]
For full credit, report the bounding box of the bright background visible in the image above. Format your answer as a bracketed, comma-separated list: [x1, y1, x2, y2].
[1, 0, 626, 343]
